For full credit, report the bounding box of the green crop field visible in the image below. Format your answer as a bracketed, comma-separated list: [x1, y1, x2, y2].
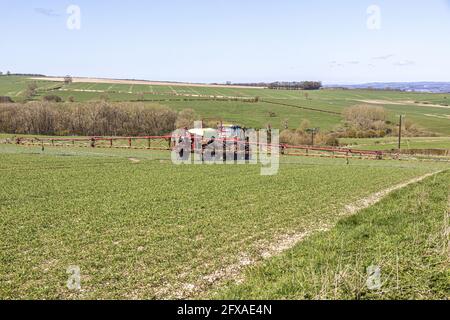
[1, 75, 450, 135]
[213, 171, 450, 300]
[341, 137, 450, 151]
[0, 144, 449, 299]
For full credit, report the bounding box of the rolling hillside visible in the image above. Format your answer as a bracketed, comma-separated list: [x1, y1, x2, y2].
[1, 75, 450, 135]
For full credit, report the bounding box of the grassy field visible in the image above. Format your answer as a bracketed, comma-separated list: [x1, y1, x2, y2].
[1, 144, 448, 299]
[213, 171, 449, 300]
[341, 137, 450, 151]
[0, 76, 61, 99]
[1, 75, 450, 135]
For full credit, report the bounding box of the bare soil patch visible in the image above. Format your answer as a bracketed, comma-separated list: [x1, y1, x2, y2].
[353, 99, 450, 110]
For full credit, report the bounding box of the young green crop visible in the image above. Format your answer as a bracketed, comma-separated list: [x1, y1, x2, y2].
[213, 171, 450, 300]
[0, 144, 448, 299]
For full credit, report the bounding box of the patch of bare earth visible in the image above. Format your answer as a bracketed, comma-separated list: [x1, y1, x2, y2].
[424, 114, 450, 120]
[353, 99, 450, 110]
[154, 171, 442, 299]
[128, 158, 141, 164]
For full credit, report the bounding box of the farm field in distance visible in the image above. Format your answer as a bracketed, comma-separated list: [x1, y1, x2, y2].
[1, 144, 449, 299]
[341, 136, 450, 151]
[1, 75, 450, 135]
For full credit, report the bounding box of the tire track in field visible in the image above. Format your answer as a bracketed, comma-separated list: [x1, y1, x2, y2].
[157, 170, 443, 299]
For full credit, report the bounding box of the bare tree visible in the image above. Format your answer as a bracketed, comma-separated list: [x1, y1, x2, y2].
[24, 82, 38, 100]
[64, 75, 73, 85]
[0, 102, 178, 136]
[175, 108, 196, 129]
[343, 104, 387, 130]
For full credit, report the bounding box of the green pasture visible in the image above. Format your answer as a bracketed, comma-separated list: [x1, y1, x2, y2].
[341, 137, 450, 151]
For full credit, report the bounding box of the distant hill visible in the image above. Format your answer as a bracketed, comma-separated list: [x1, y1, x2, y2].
[325, 82, 450, 93]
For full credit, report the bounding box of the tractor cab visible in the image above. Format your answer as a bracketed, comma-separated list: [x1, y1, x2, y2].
[218, 124, 245, 141]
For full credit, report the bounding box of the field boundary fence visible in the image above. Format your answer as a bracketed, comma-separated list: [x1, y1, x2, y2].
[0, 135, 427, 161]
[0, 135, 450, 161]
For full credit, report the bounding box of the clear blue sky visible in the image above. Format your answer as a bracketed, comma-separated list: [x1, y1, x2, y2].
[1, 0, 449, 84]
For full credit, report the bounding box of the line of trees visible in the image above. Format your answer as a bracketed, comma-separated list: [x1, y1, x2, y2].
[0, 72, 44, 77]
[268, 81, 322, 90]
[0, 102, 178, 136]
[227, 81, 323, 90]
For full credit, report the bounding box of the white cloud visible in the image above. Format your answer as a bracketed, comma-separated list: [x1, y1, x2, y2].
[329, 61, 344, 68]
[372, 54, 395, 60]
[34, 8, 60, 17]
[329, 60, 360, 68]
[394, 60, 415, 66]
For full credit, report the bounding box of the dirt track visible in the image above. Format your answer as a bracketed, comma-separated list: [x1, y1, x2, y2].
[354, 99, 450, 109]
